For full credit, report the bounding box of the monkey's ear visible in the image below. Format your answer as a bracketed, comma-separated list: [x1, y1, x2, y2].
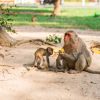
[47, 47, 53, 55]
[73, 33, 77, 37]
[46, 47, 50, 51]
[46, 47, 50, 53]
[73, 31, 78, 36]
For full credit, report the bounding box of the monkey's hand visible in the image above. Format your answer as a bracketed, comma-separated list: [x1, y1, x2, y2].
[59, 53, 65, 59]
[59, 48, 65, 55]
[59, 53, 75, 62]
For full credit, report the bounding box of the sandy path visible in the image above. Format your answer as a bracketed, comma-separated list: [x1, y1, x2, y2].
[0, 26, 100, 100]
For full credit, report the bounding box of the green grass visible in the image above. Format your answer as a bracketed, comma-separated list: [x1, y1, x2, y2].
[9, 7, 52, 13]
[1, 7, 100, 30]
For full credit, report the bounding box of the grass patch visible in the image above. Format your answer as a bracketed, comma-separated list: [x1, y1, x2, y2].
[9, 7, 52, 13]
[1, 7, 100, 30]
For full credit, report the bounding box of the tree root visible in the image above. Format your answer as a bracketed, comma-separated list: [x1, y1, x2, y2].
[0, 64, 14, 67]
[14, 39, 57, 47]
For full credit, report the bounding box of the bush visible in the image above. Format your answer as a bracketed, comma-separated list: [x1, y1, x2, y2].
[46, 34, 62, 44]
[0, 4, 15, 33]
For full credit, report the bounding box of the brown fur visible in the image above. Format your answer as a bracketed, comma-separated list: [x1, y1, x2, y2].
[33, 47, 53, 70]
[56, 30, 100, 74]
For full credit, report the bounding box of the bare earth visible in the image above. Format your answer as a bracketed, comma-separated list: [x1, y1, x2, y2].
[0, 26, 100, 100]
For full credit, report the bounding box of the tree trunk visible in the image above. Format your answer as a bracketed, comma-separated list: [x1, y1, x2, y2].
[51, 0, 61, 16]
[0, 26, 16, 47]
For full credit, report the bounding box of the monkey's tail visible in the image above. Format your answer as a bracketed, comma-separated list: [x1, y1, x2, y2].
[84, 69, 100, 74]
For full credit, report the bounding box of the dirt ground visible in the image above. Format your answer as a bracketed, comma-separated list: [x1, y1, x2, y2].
[0, 26, 100, 100]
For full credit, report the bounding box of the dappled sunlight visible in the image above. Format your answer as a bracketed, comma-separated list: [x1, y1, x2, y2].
[10, 7, 52, 13]
[1, 7, 100, 30]
[61, 8, 100, 16]
[10, 21, 33, 25]
[38, 21, 59, 25]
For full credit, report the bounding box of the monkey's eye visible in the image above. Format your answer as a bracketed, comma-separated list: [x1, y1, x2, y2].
[67, 33, 71, 38]
[65, 33, 70, 36]
[67, 34, 70, 36]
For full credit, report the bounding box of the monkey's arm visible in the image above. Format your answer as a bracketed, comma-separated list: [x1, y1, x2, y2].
[56, 53, 76, 70]
[60, 53, 76, 63]
[46, 55, 50, 67]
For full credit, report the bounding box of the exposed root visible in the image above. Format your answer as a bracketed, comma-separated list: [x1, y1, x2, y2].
[14, 39, 57, 47]
[90, 41, 100, 48]
[0, 27, 16, 47]
[0, 64, 13, 67]
[90, 41, 100, 54]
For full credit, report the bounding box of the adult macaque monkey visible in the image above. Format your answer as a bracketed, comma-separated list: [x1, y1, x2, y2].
[33, 47, 53, 69]
[56, 30, 100, 74]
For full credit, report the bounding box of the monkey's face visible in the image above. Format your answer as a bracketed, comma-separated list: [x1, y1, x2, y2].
[47, 47, 53, 56]
[64, 31, 78, 45]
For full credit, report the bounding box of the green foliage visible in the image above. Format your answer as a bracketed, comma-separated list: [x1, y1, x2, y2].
[94, 12, 100, 18]
[3, 7, 100, 30]
[0, 4, 10, 15]
[0, 4, 15, 33]
[46, 34, 62, 44]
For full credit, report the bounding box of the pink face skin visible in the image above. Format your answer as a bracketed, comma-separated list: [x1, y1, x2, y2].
[64, 32, 79, 49]
[64, 33, 71, 43]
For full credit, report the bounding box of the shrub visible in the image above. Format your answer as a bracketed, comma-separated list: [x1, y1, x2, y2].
[46, 34, 62, 44]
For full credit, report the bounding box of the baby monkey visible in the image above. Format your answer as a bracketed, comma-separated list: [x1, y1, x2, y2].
[33, 47, 53, 70]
